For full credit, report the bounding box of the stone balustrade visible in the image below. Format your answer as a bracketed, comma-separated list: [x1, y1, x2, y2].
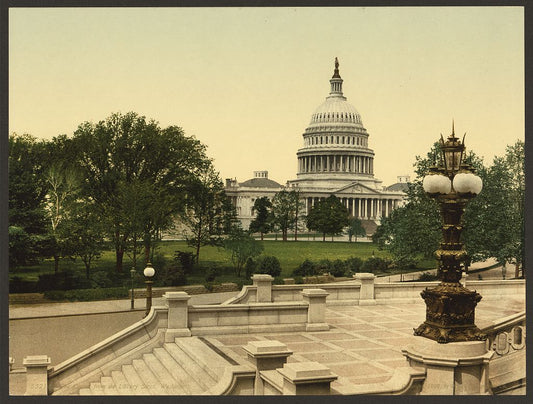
[223, 275, 525, 306]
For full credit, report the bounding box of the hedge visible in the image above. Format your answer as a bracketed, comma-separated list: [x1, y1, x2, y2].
[43, 287, 129, 302]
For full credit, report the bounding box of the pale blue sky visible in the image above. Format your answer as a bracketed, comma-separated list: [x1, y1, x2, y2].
[9, 7, 524, 186]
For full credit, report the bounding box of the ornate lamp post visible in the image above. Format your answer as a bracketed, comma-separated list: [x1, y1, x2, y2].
[143, 262, 155, 317]
[414, 125, 486, 343]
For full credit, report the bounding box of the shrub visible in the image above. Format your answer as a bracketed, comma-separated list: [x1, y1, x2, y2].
[162, 265, 187, 286]
[361, 257, 390, 273]
[90, 271, 114, 288]
[256, 256, 282, 277]
[44, 287, 129, 301]
[245, 257, 257, 279]
[293, 276, 304, 284]
[417, 272, 438, 281]
[205, 265, 219, 283]
[315, 259, 332, 274]
[272, 276, 284, 285]
[174, 251, 196, 273]
[330, 259, 346, 277]
[345, 257, 363, 274]
[292, 259, 316, 277]
[9, 276, 37, 293]
[37, 270, 92, 292]
[151, 252, 168, 274]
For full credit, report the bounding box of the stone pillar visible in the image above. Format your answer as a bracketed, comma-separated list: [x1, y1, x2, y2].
[253, 274, 274, 303]
[385, 199, 389, 217]
[23, 355, 51, 395]
[402, 338, 493, 395]
[9, 357, 14, 372]
[355, 273, 376, 305]
[302, 289, 329, 331]
[278, 362, 337, 395]
[243, 340, 293, 395]
[163, 292, 192, 340]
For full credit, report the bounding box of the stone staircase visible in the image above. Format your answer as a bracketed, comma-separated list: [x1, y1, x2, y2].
[76, 337, 233, 395]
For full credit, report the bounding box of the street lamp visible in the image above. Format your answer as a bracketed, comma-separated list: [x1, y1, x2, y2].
[414, 124, 486, 343]
[143, 262, 155, 317]
[130, 268, 136, 310]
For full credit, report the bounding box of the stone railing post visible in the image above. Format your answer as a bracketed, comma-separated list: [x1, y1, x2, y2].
[9, 357, 14, 372]
[163, 292, 191, 341]
[403, 339, 494, 395]
[355, 273, 376, 305]
[252, 274, 274, 303]
[243, 340, 293, 395]
[302, 289, 329, 331]
[278, 361, 337, 395]
[23, 355, 51, 395]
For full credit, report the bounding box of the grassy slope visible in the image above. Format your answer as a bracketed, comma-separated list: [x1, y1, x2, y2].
[11, 240, 435, 284]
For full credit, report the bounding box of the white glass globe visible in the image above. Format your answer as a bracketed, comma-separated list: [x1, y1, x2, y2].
[423, 174, 451, 194]
[143, 264, 155, 277]
[453, 173, 483, 194]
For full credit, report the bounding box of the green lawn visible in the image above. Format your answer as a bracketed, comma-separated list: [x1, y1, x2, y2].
[10, 240, 435, 286]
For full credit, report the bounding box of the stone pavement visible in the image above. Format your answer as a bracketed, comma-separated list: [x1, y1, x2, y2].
[203, 294, 525, 393]
[9, 287, 524, 395]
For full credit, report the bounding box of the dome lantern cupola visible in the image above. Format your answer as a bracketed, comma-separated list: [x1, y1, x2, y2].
[328, 57, 345, 99]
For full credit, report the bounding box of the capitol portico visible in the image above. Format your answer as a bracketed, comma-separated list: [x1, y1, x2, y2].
[226, 59, 406, 233]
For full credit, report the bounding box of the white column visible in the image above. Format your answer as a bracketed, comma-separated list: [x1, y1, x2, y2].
[385, 199, 389, 217]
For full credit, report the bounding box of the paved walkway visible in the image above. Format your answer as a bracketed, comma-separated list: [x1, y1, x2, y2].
[205, 293, 525, 393]
[9, 291, 238, 319]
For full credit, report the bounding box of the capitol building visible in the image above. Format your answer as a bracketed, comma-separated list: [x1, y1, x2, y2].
[225, 59, 406, 234]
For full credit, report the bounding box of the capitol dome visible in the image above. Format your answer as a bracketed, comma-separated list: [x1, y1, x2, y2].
[295, 58, 375, 185]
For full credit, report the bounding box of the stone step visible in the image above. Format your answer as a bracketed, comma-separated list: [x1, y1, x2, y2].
[100, 376, 118, 395]
[142, 353, 185, 395]
[79, 388, 92, 395]
[89, 382, 104, 395]
[164, 341, 217, 390]
[175, 337, 231, 381]
[122, 364, 150, 395]
[111, 370, 133, 395]
[173, 337, 229, 381]
[152, 347, 203, 394]
[132, 359, 168, 395]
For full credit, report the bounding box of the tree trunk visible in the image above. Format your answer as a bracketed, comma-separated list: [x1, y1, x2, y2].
[116, 248, 124, 272]
[515, 262, 520, 278]
[84, 260, 90, 279]
[196, 239, 201, 263]
[260, 232, 264, 241]
[54, 255, 59, 275]
[282, 230, 287, 241]
[322, 233, 326, 242]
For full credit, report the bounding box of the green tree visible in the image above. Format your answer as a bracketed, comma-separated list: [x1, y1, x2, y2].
[249, 196, 272, 240]
[43, 164, 80, 274]
[271, 190, 302, 241]
[223, 228, 264, 276]
[305, 195, 350, 241]
[8, 133, 49, 267]
[463, 140, 524, 277]
[71, 112, 209, 272]
[347, 217, 366, 242]
[181, 164, 238, 263]
[61, 201, 107, 279]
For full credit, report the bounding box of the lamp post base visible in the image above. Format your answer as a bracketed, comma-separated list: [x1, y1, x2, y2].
[414, 282, 487, 343]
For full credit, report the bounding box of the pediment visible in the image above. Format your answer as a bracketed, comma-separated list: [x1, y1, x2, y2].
[334, 182, 382, 195]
